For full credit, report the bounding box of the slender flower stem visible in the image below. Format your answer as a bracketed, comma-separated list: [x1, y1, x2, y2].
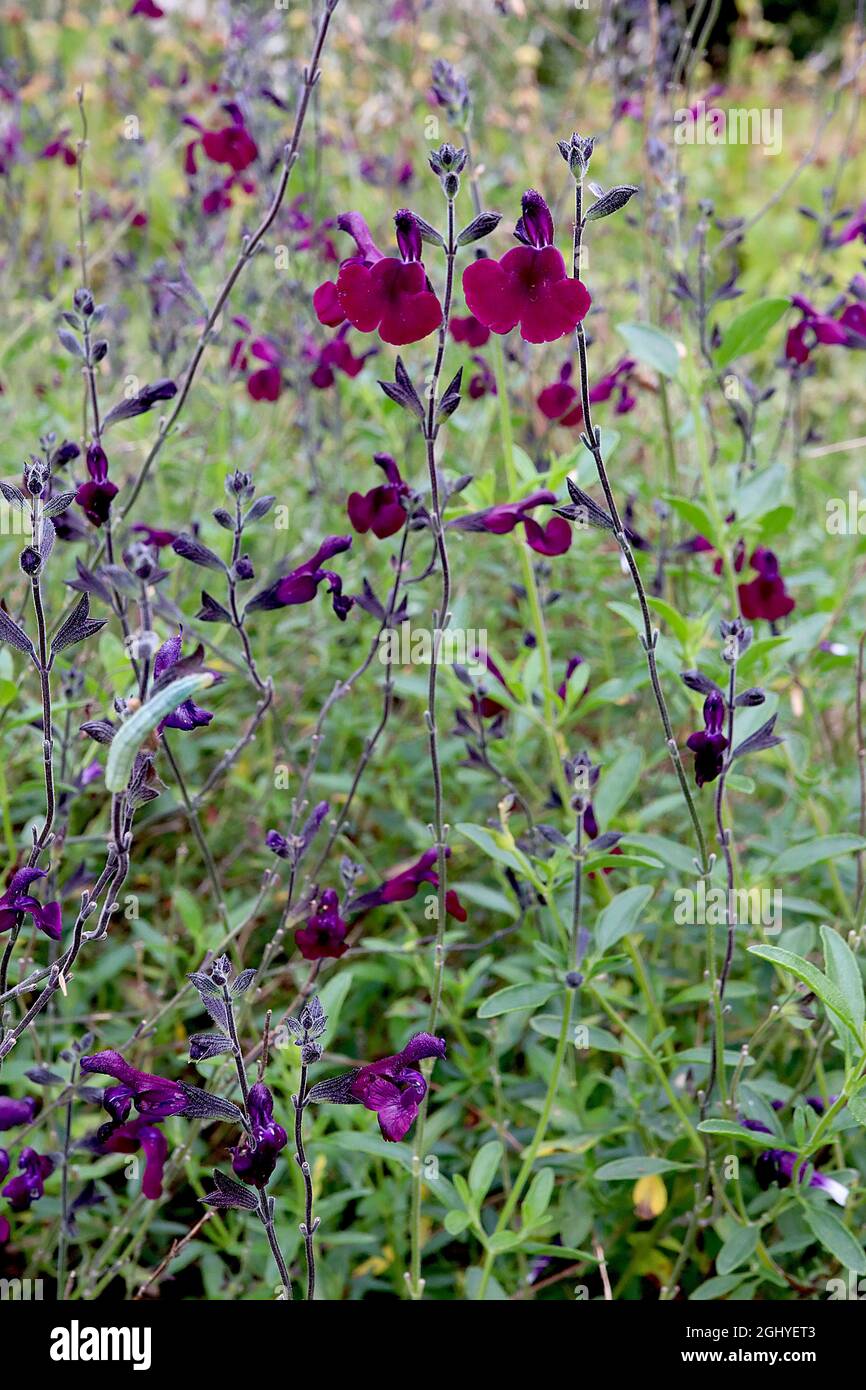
[56, 1053, 78, 1297]
[571, 180, 709, 875]
[408, 191, 458, 1301]
[116, 0, 342, 528]
[293, 1056, 317, 1299]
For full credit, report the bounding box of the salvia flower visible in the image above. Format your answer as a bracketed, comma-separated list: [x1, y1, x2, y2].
[308, 325, 374, 390]
[450, 488, 571, 555]
[449, 313, 490, 347]
[231, 1083, 288, 1188]
[686, 690, 729, 788]
[0, 867, 62, 941]
[326, 209, 443, 346]
[246, 535, 354, 621]
[462, 190, 591, 344]
[2, 1147, 54, 1211]
[347, 454, 410, 540]
[785, 294, 848, 365]
[755, 1148, 848, 1207]
[313, 211, 386, 327]
[348, 848, 466, 922]
[312, 1033, 446, 1143]
[295, 888, 349, 961]
[557, 653, 584, 702]
[738, 548, 795, 623]
[0, 1095, 38, 1130]
[76, 443, 118, 527]
[80, 1050, 189, 1124]
[98, 1118, 168, 1200]
[266, 801, 329, 868]
[153, 633, 215, 732]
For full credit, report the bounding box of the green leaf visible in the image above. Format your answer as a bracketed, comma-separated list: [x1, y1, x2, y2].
[714, 297, 789, 368]
[768, 835, 866, 875]
[469, 1140, 502, 1203]
[105, 673, 217, 792]
[803, 1206, 866, 1275]
[594, 1156, 693, 1180]
[616, 321, 681, 379]
[664, 494, 721, 550]
[477, 982, 559, 1018]
[444, 1210, 472, 1236]
[455, 822, 535, 881]
[689, 1274, 747, 1300]
[748, 945, 861, 1041]
[821, 925, 865, 1037]
[596, 885, 654, 953]
[522, 1167, 555, 1226]
[697, 1120, 774, 1148]
[716, 1224, 760, 1275]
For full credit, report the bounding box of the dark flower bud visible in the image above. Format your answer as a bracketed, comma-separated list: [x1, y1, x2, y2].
[73, 287, 95, 316]
[394, 210, 422, 263]
[428, 142, 466, 176]
[703, 690, 726, 736]
[20, 546, 42, 576]
[210, 954, 232, 986]
[565, 970, 583, 988]
[557, 131, 595, 179]
[24, 456, 49, 498]
[720, 616, 752, 660]
[91, 339, 109, 364]
[234, 554, 254, 581]
[226, 470, 254, 499]
[735, 687, 766, 707]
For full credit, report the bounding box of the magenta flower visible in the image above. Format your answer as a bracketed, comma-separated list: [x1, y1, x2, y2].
[686, 690, 729, 788]
[830, 200, 866, 247]
[153, 633, 215, 732]
[192, 106, 258, 174]
[350, 1033, 446, 1142]
[231, 1083, 288, 1188]
[327, 209, 443, 347]
[99, 1119, 168, 1200]
[449, 313, 490, 347]
[313, 212, 386, 328]
[738, 548, 795, 623]
[466, 651, 512, 720]
[347, 454, 409, 540]
[0, 867, 62, 941]
[0, 1095, 38, 1130]
[80, 1050, 189, 1125]
[2, 1147, 54, 1211]
[537, 363, 584, 427]
[295, 888, 349, 961]
[40, 131, 77, 166]
[450, 488, 572, 556]
[130, 524, 179, 549]
[246, 340, 283, 402]
[468, 355, 496, 399]
[246, 535, 354, 620]
[462, 190, 591, 344]
[76, 443, 118, 528]
[348, 848, 466, 922]
[308, 325, 374, 389]
[130, 0, 164, 14]
[785, 295, 848, 365]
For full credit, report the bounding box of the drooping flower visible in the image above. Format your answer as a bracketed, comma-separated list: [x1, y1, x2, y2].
[449, 488, 572, 556]
[462, 190, 591, 344]
[755, 1148, 848, 1207]
[308, 325, 375, 390]
[830, 200, 866, 248]
[785, 295, 848, 365]
[152, 633, 215, 732]
[0, 1095, 38, 1130]
[130, 524, 180, 549]
[325, 209, 443, 347]
[311, 1033, 447, 1143]
[246, 535, 354, 621]
[449, 313, 490, 347]
[348, 848, 466, 922]
[231, 1083, 288, 1188]
[347, 454, 410, 540]
[738, 548, 795, 623]
[75, 443, 118, 528]
[537, 358, 639, 429]
[80, 1050, 189, 1125]
[295, 888, 349, 961]
[0, 867, 62, 941]
[2, 1147, 54, 1211]
[40, 131, 77, 166]
[686, 689, 729, 788]
[98, 1118, 168, 1200]
[467, 651, 513, 720]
